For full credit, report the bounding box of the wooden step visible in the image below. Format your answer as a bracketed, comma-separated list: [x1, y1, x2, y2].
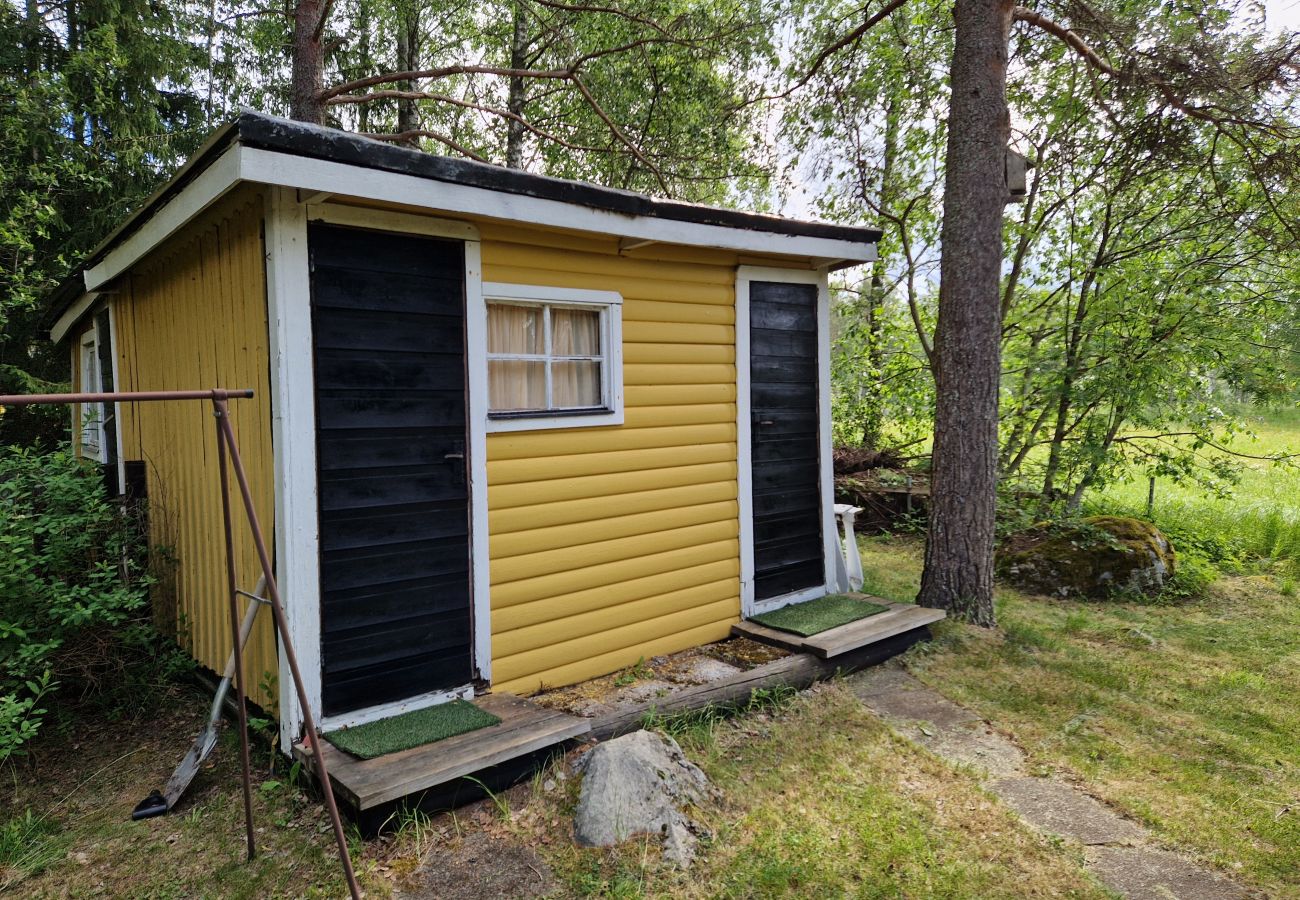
[732, 598, 946, 659]
[294, 693, 590, 811]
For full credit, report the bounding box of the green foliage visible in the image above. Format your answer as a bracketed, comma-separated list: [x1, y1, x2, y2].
[0, 0, 207, 446]
[0, 446, 152, 760]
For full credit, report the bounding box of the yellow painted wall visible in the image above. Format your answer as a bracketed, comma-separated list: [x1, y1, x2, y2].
[111, 188, 278, 706]
[480, 221, 752, 695]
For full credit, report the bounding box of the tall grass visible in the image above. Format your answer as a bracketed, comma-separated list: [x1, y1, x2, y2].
[1089, 406, 1300, 571]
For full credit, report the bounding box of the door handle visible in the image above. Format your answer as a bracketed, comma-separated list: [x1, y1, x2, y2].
[444, 451, 464, 461]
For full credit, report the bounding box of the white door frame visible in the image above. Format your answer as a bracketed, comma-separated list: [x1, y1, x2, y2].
[265, 194, 492, 743]
[736, 266, 840, 619]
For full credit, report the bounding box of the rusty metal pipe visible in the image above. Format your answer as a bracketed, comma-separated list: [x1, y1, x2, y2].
[212, 403, 362, 900]
[0, 389, 254, 406]
[214, 398, 257, 862]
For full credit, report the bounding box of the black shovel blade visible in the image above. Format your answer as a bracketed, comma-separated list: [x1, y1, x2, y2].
[131, 789, 169, 821]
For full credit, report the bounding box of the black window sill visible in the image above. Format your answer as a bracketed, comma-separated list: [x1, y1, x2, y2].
[488, 407, 612, 420]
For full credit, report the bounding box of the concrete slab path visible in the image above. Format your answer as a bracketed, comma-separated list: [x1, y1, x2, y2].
[848, 664, 1255, 899]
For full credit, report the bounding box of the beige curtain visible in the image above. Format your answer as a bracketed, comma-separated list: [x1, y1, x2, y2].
[553, 360, 602, 408]
[487, 302, 603, 411]
[487, 303, 541, 354]
[552, 308, 600, 355]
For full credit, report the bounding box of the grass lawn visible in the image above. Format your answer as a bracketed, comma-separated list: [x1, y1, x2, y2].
[0, 683, 404, 898]
[858, 536, 1300, 898]
[538, 684, 1108, 898]
[1089, 405, 1300, 571]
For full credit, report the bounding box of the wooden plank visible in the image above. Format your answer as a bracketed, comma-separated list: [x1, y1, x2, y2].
[295, 693, 590, 810]
[807, 605, 946, 658]
[731, 601, 947, 659]
[588, 627, 929, 741]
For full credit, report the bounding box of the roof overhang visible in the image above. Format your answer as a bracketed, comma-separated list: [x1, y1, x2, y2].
[53, 112, 882, 338]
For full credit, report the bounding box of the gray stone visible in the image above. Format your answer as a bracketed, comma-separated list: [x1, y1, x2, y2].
[669, 656, 743, 685]
[615, 679, 676, 705]
[573, 730, 715, 867]
[1085, 846, 1255, 900]
[989, 777, 1146, 845]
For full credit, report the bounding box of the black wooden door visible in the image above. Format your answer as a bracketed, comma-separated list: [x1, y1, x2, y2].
[309, 223, 471, 717]
[749, 281, 824, 601]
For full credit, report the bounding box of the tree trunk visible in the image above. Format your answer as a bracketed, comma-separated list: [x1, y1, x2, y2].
[917, 0, 1013, 627]
[505, 0, 528, 169]
[291, 0, 327, 124]
[395, 6, 420, 144]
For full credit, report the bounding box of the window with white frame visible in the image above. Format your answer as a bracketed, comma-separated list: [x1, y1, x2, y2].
[78, 331, 105, 462]
[484, 283, 623, 430]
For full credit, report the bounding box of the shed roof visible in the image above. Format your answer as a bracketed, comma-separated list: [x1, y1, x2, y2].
[48, 111, 881, 330]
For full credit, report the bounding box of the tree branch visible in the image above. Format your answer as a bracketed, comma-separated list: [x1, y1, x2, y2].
[570, 74, 670, 193]
[760, 0, 911, 102]
[332, 89, 609, 153]
[1012, 7, 1116, 76]
[321, 64, 573, 102]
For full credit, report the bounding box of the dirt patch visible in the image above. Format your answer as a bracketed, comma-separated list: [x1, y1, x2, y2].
[534, 638, 789, 718]
[397, 831, 557, 899]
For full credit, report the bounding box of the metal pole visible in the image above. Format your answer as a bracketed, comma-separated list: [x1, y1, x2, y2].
[213, 397, 257, 862]
[0, 388, 360, 897]
[0, 389, 254, 405]
[212, 399, 361, 900]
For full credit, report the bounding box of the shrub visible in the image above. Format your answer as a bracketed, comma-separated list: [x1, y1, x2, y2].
[0, 447, 152, 760]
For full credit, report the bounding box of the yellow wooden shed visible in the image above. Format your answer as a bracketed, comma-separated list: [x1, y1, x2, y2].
[48, 112, 881, 754]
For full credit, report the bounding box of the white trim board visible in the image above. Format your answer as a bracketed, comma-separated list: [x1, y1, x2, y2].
[72, 141, 875, 335]
[319, 684, 473, 732]
[51, 291, 100, 345]
[240, 146, 877, 263]
[84, 146, 243, 292]
[265, 187, 320, 752]
[736, 265, 840, 619]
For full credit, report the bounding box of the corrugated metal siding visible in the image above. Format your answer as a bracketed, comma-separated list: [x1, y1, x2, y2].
[113, 189, 278, 706]
[481, 222, 746, 695]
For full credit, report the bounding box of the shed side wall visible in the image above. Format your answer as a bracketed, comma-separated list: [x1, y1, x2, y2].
[480, 221, 744, 695]
[113, 189, 278, 705]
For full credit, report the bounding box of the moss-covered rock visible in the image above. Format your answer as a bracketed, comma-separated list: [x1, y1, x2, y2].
[998, 516, 1177, 599]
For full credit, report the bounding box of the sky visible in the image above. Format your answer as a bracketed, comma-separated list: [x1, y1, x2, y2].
[1264, 0, 1300, 31]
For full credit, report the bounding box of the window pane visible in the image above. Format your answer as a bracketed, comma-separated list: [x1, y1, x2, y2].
[487, 303, 541, 354]
[552, 308, 601, 356]
[552, 360, 602, 408]
[489, 360, 546, 411]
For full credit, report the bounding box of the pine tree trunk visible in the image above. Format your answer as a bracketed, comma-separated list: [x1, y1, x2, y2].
[395, 7, 420, 144]
[917, 0, 1013, 627]
[505, 1, 528, 169]
[291, 0, 327, 124]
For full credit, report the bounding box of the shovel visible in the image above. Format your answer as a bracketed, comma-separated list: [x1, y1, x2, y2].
[132, 576, 267, 820]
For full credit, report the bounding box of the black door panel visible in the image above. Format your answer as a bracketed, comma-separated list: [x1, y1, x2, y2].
[310, 223, 472, 716]
[749, 281, 823, 602]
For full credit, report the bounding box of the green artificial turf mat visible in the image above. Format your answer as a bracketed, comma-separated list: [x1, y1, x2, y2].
[750, 594, 890, 637]
[324, 700, 501, 759]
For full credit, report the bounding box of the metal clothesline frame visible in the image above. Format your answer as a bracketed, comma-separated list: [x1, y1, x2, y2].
[0, 388, 361, 900]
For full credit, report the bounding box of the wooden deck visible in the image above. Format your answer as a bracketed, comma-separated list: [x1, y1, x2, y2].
[732, 598, 946, 659]
[294, 693, 590, 813]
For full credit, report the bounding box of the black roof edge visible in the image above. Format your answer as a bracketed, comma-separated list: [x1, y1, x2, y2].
[45, 110, 881, 332]
[235, 112, 883, 245]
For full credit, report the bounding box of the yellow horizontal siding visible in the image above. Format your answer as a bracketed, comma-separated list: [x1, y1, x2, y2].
[484, 224, 745, 692]
[488, 442, 734, 484]
[113, 188, 277, 707]
[491, 501, 738, 558]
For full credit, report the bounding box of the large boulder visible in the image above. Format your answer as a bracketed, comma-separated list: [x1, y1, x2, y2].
[573, 730, 716, 867]
[998, 515, 1176, 599]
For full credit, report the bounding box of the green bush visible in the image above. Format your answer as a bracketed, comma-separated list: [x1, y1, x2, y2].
[0, 447, 152, 761]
